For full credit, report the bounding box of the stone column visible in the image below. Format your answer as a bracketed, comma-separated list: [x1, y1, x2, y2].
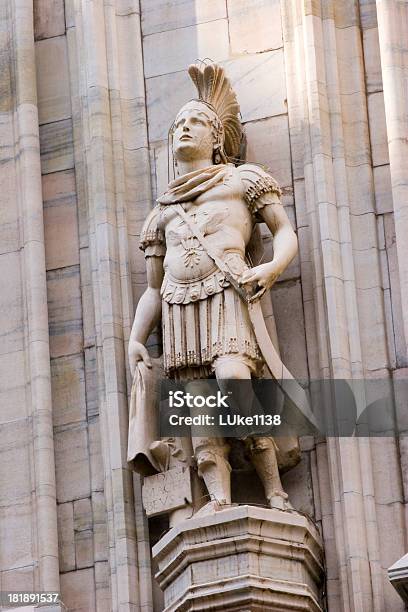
[153, 506, 324, 612]
[6, 0, 60, 595]
[66, 0, 155, 608]
[281, 0, 406, 610]
[376, 0, 408, 367]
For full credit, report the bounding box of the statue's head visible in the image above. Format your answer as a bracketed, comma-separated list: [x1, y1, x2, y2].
[172, 99, 225, 164]
[171, 63, 243, 167]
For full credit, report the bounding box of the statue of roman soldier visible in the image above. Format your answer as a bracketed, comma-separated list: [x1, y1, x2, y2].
[128, 62, 305, 513]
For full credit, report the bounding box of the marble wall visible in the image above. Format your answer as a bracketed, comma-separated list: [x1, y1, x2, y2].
[0, 0, 60, 600]
[0, 0, 407, 611]
[35, 1, 110, 609]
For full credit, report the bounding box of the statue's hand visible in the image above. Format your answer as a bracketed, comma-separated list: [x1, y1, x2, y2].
[128, 340, 152, 377]
[240, 261, 282, 301]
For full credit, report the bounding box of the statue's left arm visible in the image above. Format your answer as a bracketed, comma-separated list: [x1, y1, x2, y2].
[238, 165, 298, 297]
[240, 195, 298, 292]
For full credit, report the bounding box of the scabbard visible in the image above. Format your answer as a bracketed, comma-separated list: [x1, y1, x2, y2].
[248, 300, 319, 431]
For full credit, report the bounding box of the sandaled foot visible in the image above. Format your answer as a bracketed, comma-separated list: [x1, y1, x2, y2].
[267, 490, 293, 511]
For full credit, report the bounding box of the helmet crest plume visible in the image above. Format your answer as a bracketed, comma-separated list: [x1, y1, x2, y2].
[187, 63, 243, 160]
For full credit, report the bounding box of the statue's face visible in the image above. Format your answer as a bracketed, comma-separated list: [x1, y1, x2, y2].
[172, 102, 217, 162]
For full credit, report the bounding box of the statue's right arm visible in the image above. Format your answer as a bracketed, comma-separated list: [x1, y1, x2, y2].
[128, 255, 164, 376]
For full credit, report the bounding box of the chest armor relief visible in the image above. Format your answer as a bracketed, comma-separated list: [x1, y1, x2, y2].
[159, 176, 253, 304]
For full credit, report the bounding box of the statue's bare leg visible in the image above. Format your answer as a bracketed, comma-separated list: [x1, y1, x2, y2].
[246, 437, 292, 510]
[192, 436, 231, 510]
[215, 357, 255, 419]
[184, 378, 231, 509]
[192, 359, 291, 511]
[191, 359, 254, 511]
[215, 358, 291, 510]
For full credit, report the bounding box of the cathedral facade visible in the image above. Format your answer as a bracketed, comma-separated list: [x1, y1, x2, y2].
[0, 0, 407, 610]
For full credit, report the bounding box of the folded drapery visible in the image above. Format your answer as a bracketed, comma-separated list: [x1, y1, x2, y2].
[127, 358, 162, 476]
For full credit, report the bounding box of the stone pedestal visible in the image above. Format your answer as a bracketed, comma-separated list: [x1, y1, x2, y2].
[153, 505, 324, 611]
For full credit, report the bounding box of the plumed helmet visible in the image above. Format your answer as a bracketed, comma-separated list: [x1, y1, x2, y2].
[187, 62, 243, 160]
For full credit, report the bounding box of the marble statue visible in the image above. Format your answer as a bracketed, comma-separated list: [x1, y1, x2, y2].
[128, 62, 301, 513]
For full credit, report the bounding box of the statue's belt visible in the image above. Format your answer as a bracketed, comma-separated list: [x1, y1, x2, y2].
[173, 203, 318, 430]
